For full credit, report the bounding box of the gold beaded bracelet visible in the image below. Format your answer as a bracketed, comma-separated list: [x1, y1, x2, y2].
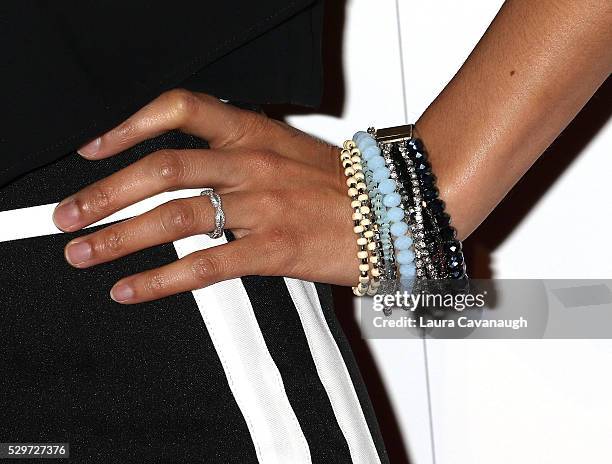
[340, 140, 382, 296]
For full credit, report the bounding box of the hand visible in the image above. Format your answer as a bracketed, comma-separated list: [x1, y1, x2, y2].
[52, 90, 359, 303]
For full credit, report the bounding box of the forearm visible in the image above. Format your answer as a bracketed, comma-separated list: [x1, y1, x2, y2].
[417, 0, 612, 239]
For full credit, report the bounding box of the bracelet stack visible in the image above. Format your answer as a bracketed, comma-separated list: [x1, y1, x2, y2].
[340, 124, 467, 298]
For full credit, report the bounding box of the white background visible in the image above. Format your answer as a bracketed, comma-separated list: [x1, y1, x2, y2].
[286, 1, 612, 463]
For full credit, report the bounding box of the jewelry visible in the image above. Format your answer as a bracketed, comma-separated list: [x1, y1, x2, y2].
[340, 141, 382, 296]
[342, 124, 468, 300]
[376, 125, 466, 283]
[405, 137, 466, 281]
[353, 131, 397, 291]
[200, 188, 226, 239]
[355, 130, 417, 292]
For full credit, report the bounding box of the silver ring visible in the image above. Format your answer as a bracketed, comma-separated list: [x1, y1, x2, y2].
[200, 188, 226, 239]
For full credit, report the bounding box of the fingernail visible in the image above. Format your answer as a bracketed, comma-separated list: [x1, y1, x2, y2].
[111, 283, 134, 302]
[53, 199, 81, 230]
[77, 137, 101, 158]
[65, 240, 92, 265]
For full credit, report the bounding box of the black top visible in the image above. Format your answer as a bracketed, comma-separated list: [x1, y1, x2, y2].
[0, 1, 324, 188]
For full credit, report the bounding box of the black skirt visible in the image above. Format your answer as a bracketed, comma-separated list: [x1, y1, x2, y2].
[0, 128, 389, 463]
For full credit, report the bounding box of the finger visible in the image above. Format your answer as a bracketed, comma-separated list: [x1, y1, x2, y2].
[109, 236, 270, 304]
[53, 148, 245, 232]
[63, 192, 253, 268]
[77, 89, 261, 159]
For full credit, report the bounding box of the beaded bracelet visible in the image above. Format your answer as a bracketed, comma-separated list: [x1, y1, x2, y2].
[404, 136, 466, 282]
[354, 131, 417, 291]
[351, 137, 387, 293]
[340, 141, 382, 296]
[353, 131, 399, 292]
[377, 126, 466, 283]
[382, 139, 419, 288]
[341, 124, 467, 298]
[389, 138, 430, 279]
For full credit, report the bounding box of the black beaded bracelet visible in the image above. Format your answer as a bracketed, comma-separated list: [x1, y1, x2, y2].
[372, 125, 468, 290]
[405, 137, 467, 282]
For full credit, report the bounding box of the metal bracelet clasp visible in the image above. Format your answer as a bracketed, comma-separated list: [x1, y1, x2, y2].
[372, 124, 415, 143]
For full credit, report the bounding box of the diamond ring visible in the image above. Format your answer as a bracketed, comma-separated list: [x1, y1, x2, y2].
[200, 188, 226, 239]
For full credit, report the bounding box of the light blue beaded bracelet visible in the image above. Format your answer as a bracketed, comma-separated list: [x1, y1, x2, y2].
[353, 131, 395, 285]
[353, 131, 417, 291]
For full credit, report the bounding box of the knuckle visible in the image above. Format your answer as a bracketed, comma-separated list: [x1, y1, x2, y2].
[151, 150, 184, 184]
[167, 88, 199, 121]
[191, 254, 223, 286]
[146, 272, 168, 294]
[160, 200, 196, 235]
[254, 150, 281, 171]
[258, 190, 285, 212]
[98, 228, 126, 256]
[83, 185, 115, 214]
[113, 119, 139, 145]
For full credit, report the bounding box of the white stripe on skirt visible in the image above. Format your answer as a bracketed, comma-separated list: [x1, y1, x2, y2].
[285, 278, 382, 464]
[174, 234, 311, 464]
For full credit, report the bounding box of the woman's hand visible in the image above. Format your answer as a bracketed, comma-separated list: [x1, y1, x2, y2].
[52, 89, 358, 303]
